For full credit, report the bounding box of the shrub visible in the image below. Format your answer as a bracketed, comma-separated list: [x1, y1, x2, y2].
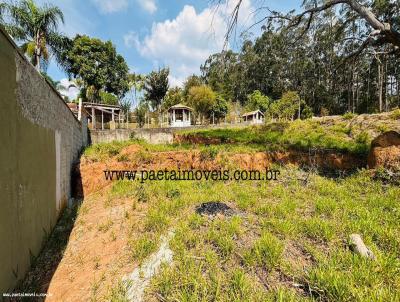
[391, 109, 400, 120]
[343, 112, 357, 120]
[200, 146, 219, 161]
[320, 107, 329, 117]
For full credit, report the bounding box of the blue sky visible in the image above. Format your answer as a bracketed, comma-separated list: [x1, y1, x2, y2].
[38, 0, 300, 97]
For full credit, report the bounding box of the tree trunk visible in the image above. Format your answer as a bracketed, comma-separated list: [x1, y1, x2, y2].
[378, 59, 383, 112]
[34, 32, 41, 72]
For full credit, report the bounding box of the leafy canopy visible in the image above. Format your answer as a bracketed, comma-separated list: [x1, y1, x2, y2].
[163, 87, 184, 111]
[3, 0, 69, 71]
[144, 68, 170, 111]
[62, 35, 129, 99]
[246, 90, 270, 113]
[188, 85, 216, 118]
[211, 95, 228, 120]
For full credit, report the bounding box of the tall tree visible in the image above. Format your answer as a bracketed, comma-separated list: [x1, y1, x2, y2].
[187, 85, 216, 123]
[128, 73, 145, 108]
[183, 74, 203, 99]
[221, 0, 400, 50]
[62, 35, 129, 101]
[162, 87, 184, 111]
[3, 0, 69, 71]
[144, 68, 170, 112]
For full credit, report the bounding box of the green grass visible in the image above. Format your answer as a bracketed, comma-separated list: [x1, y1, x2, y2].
[178, 119, 372, 155]
[391, 109, 400, 120]
[72, 131, 400, 301]
[26, 152, 398, 301]
[95, 165, 400, 302]
[84, 140, 134, 161]
[243, 232, 284, 269]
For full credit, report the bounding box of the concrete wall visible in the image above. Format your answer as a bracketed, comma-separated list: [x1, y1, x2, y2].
[90, 128, 174, 144]
[0, 28, 88, 294]
[90, 123, 249, 145]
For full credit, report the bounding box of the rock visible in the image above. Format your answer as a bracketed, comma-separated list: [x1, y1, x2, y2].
[349, 234, 376, 260]
[196, 202, 235, 217]
[368, 131, 400, 170]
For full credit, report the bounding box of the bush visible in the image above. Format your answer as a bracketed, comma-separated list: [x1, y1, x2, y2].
[320, 107, 329, 117]
[343, 112, 357, 120]
[391, 109, 400, 120]
[301, 105, 313, 119]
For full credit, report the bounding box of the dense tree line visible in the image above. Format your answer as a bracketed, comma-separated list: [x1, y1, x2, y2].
[205, 0, 400, 115]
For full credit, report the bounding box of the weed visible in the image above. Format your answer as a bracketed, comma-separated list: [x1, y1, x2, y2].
[343, 112, 357, 120]
[105, 279, 132, 302]
[166, 188, 180, 199]
[244, 232, 283, 269]
[98, 219, 113, 233]
[200, 146, 219, 161]
[391, 108, 400, 120]
[129, 236, 157, 262]
[135, 184, 148, 203]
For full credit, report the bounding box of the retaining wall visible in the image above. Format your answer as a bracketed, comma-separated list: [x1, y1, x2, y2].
[0, 27, 88, 294]
[90, 123, 249, 144]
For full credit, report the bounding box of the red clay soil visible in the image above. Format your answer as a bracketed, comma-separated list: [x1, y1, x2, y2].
[30, 142, 365, 301]
[78, 144, 365, 197]
[368, 131, 400, 170]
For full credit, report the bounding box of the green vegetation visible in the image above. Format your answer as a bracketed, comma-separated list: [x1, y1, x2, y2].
[84, 140, 133, 161]
[179, 119, 371, 155]
[187, 85, 216, 122]
[2, 0, 68, 72]
[144, 67, 170, 112]
[96, 165, 400, 302]
[246, 90, 270, 113]
[62, 35, 129, 100]
[81, 136, 399, 301]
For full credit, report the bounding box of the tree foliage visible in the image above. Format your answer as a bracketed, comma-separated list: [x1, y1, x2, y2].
[270, 91, 303, 121]
[144, 68, 169, 111]
[62, 35, 129, 101]
[183, 74, 203, 99]
[3, 0, 69, 71]
[211, 95, 228, 121]
[99, 91, 118, 105]
[135, 101, 149, 128]
[202, 1, 400, 115]
[163, 87, 184, 111]
[246, 90, 270, 113]
[187, 85, 216, 121]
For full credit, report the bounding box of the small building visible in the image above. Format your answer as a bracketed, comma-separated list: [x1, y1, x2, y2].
[242, 110, 264, 124]
[168, 103, 193, 127]
[83, 102, 123, 130]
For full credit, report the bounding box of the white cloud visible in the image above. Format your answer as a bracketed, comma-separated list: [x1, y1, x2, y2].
[91, 0, 128, 14]
[58, 79, 80, 101]
[137, 0, 157, 14]
[126, 1, 254, 86]
[124, 31, 141, 49]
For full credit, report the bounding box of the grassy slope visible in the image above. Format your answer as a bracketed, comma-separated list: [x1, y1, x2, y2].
[101, 167, 400, 301]
[25, 112, 399, 301]
[177, 111, 400, 155]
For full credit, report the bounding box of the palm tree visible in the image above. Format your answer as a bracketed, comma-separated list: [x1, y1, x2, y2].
[0, 3, 7, 24]
[3, 0, 69, 72]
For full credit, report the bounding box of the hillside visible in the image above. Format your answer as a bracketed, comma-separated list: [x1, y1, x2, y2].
[175, 111, 400, 155]
[16, 112, 400, 302]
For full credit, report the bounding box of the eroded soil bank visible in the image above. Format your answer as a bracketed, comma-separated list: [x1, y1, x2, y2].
[78, 144, 365, 197]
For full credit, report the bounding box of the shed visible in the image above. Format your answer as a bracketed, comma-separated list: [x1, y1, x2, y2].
[242, 110, 264, 124]
[83, 102, 123, 130]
